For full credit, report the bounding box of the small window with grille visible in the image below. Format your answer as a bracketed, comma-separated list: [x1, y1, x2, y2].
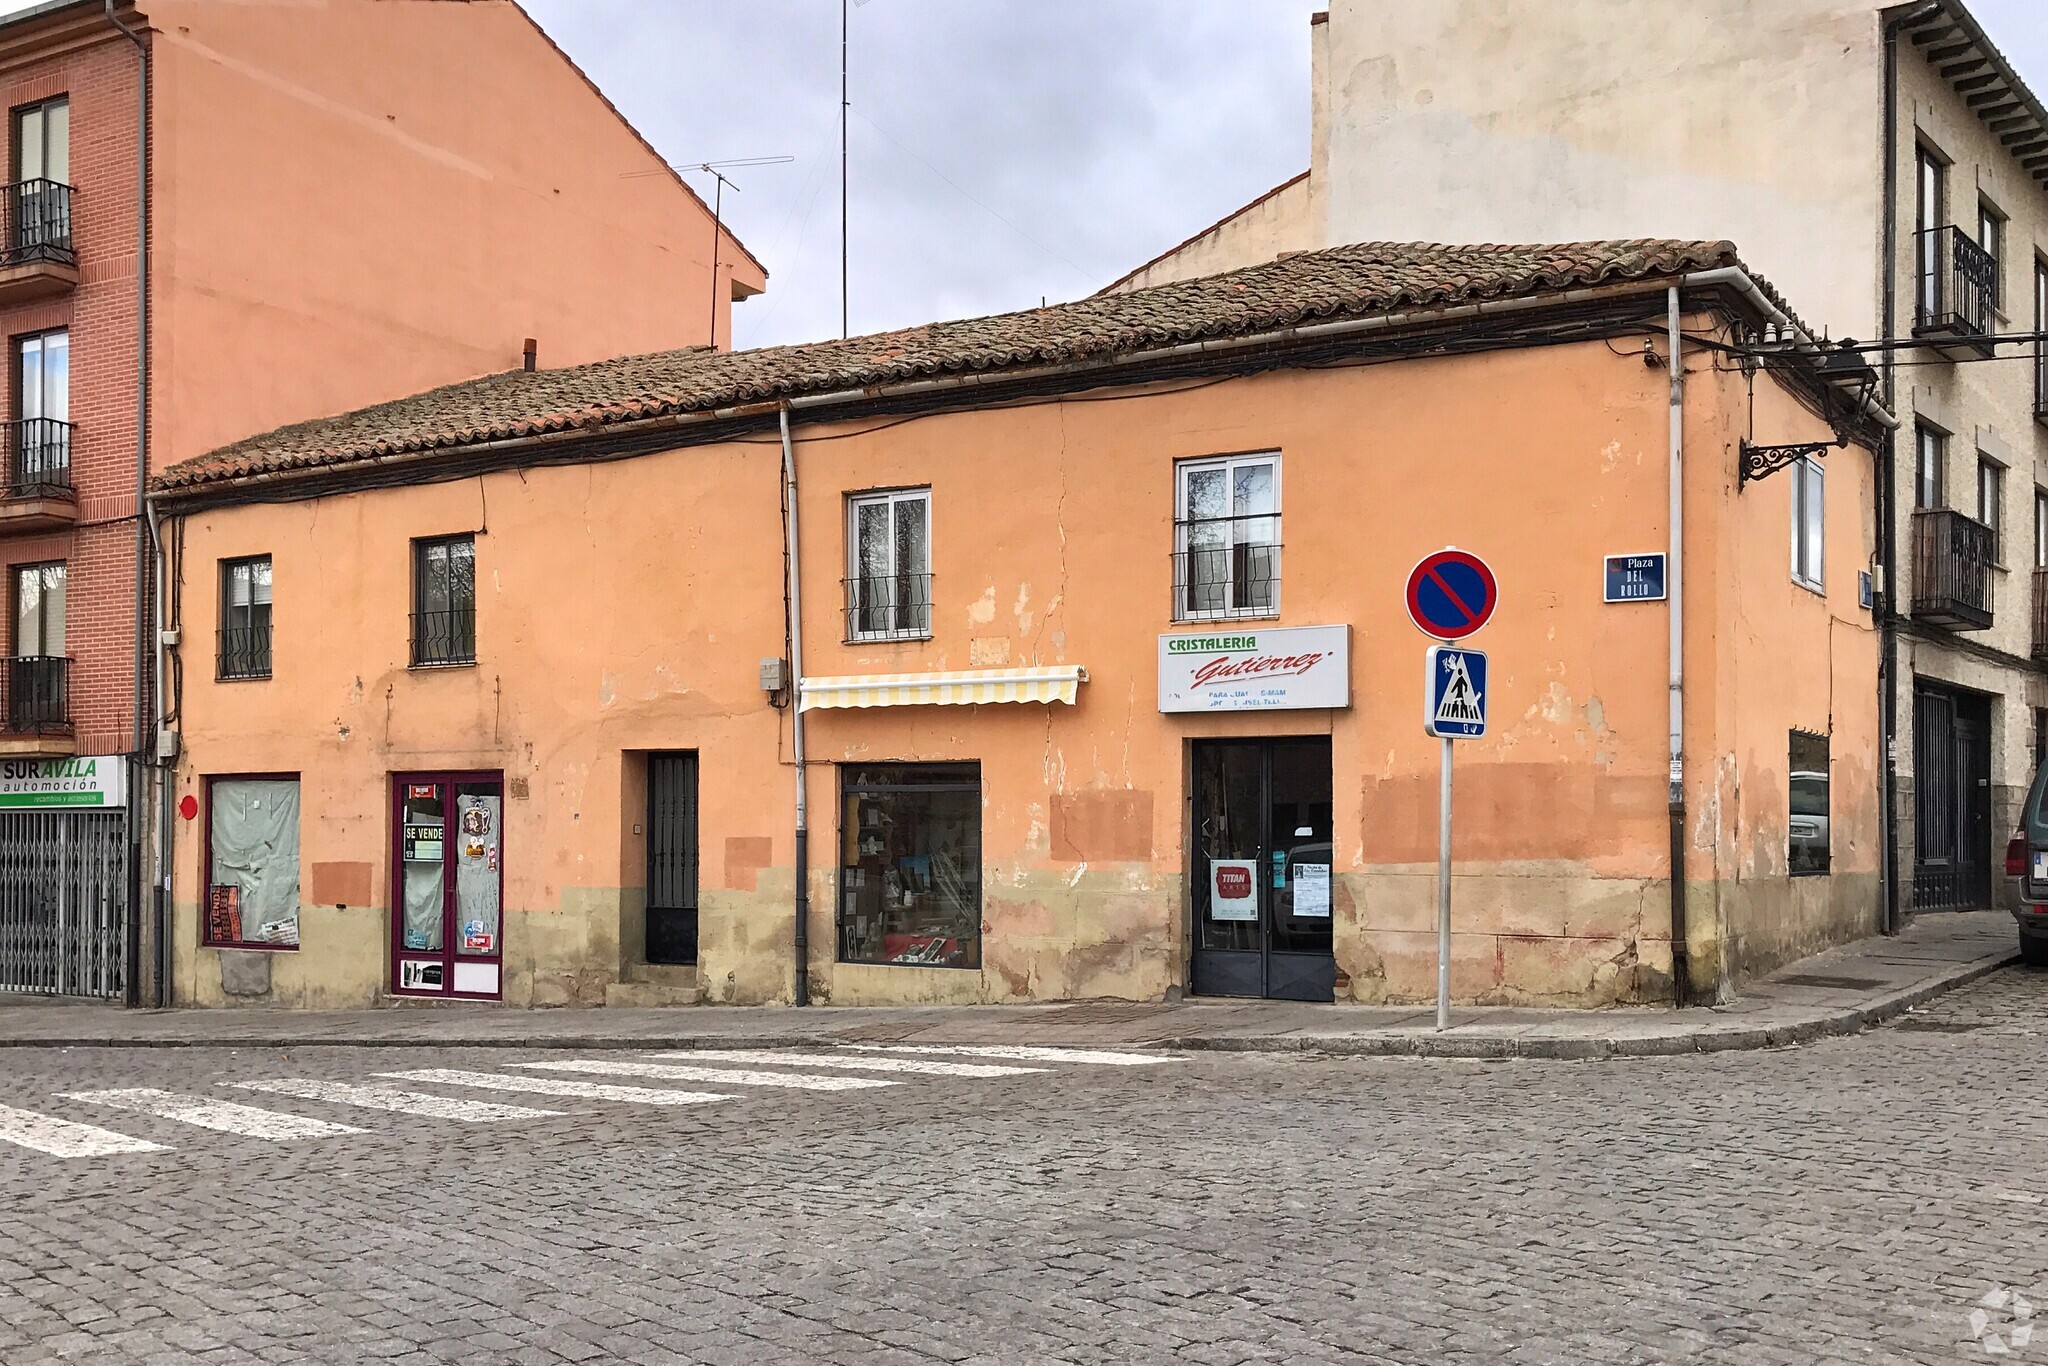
[1175, 453, 1280, 621]
[219, 556, 272, 680]
[845, 489, 931, 641]
[411, 535, 476, 667]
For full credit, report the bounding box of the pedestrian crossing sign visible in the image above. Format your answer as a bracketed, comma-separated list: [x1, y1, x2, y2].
[1425, 646, 1487, 739]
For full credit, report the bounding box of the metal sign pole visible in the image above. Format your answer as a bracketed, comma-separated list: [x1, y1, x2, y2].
[1437, 734, 1452, 1031]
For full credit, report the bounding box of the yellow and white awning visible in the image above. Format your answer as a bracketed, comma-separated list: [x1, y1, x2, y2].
[799, 666, 1087, 712]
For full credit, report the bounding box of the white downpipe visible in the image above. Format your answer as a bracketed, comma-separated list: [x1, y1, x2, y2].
[1667, 289, 1684, 813]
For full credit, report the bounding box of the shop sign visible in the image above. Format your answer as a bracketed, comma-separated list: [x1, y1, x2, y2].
[0, 756, 127, 809]
[1209, 860, 1258, 921]
[1158, 625, 1350, 713]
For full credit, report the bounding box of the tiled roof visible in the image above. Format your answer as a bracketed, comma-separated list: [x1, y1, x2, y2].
[158, 238, 1746, 494]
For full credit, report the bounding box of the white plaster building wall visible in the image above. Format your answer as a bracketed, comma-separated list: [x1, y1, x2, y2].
[1889, 28, 2048, 906]
[1320, 0, 1888, 336]
[1102, 173, 1316, 293]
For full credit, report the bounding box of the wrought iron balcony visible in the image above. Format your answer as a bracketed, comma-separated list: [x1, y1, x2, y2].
[217, 623, 272, 681]
[1911, 508, 1996, 630]
[2037, 347, 2048, 428]
[1173, 535, 1282, 622]
[2034, 569, 2048, 664]
[4, 656, 69, 734]
[1913, 225, 1996, 357]
[3, 179, 71, 268]
[410, 608, 475, 667]
[7, 417, 71, 500]
[843, 572, 932, 641]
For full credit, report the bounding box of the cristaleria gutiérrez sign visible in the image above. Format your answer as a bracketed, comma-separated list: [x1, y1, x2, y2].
[1157, 625, 1351, 713]
[0, 756, 128, 809]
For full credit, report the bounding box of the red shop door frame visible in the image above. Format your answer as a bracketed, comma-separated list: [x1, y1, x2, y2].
[390, 770, 505, 1001]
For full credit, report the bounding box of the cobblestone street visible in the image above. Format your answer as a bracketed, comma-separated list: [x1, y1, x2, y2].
[1, 970, 2044, 1365]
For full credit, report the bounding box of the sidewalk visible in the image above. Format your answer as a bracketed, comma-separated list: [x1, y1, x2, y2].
[0, 911, 2022, 1058]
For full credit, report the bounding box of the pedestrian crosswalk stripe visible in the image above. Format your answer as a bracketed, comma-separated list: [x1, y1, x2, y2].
[648, 1049, 1045, 1078]
[379, 1068, 732, 1107]
[234, 1079, 564, 1122]
[514, 1059, 898, 1091]
[62, 1089, 363, 1140]
[0, 1101, 167, 1158]
[844, 1045, 1180, 1067]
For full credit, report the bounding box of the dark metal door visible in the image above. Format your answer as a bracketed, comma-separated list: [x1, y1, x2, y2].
[1914, 686, 1994, 910]
[1189, 738, 1334, 1001]
[645, 752, 698, 965]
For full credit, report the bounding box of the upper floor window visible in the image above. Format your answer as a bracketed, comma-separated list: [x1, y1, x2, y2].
[2035, 486, 2047, 570]
[12, 329, 67, 498]
[1916, 424, 1946, 509]
[845, 488, 931, 641]
[1978, 201, 2004, 308]
[2036, 259, 2048, 419]
[411, 535, 475, 667]
[1791, 457, 1824, 591]
[1175, 453, 1280, 621]
[10, 561, 65, 733]
[1916, 145, 1945, 317]
[14, 97, 67, 186]
[219, 556, 272, 681]
[1979, 457, 2005, 562]
[10, 97, 69, 265]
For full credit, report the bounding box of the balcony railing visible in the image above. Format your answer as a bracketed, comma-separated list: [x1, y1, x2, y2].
[2037, 344, 2048, 428]
[1173, 530, 1282, 622]
[1911, 508, 1996, 630]
[217, 623, 272, 681]
[2033, 569, 2048, 663]
[2, 179, 71, 269]
[4, 656, 69, 733]
[843, 572, 932, 641]
[1914, 225, 1996, 355]
[410, 608, 475, 667]
[7, 417, 71, 500]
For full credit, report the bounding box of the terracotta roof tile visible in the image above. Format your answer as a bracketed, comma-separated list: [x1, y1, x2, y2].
[157, 237, 1749, 494]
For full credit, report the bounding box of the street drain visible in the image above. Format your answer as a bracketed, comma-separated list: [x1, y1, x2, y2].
[1774, 973, 1891, 991]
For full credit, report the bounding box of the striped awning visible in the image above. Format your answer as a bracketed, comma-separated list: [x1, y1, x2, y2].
[799, 666, 1087, 712]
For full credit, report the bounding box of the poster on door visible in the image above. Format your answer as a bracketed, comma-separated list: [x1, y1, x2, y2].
[1293, 863, 1331, 918]
[1209, 859, 1258, 921]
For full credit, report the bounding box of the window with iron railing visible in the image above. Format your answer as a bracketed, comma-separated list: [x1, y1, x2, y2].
[11, 328, 68, 498]
[845, 488, 931, 641]
[9, 560, 65, 732]
[219, 555, 272, 680]
[1174, 453, 1280, 621]
[6, 97, 69, 268]
[411, 535, 475, 667]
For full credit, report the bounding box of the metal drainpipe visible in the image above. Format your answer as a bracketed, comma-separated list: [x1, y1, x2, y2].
[1877, 9, 1931, 936]
[779, 405, 810, 1006]
[1666, 286, 1690, 1008]
[107, 0, 156, 1003]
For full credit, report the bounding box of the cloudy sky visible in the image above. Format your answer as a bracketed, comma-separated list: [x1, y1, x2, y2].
[524, 0, 2048, 349]
[6, 1, 2048, 350]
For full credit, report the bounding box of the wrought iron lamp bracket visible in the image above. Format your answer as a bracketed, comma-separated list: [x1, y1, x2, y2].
[1739, 439, 1837, 488]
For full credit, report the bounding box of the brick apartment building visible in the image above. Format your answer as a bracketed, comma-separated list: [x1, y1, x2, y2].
[0, 0, 765, 1005]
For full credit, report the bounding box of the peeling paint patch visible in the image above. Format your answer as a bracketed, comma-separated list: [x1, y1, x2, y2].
[968, 587, 996, 626]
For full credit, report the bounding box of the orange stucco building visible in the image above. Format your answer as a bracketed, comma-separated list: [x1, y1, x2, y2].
[0, 0, 762, 1004]
[151, 241, 1889, 1011]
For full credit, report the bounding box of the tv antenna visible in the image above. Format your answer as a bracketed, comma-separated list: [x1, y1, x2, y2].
[679, 156, 793, 350]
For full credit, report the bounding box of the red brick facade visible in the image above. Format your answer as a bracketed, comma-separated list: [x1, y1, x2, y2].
[0, 30, 143, 759]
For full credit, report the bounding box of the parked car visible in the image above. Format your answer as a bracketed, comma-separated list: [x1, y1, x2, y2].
[2004, 762, 2048, 965]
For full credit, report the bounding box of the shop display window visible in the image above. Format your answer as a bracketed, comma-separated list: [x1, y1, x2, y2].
[838, 763, 980, 969]
[204, 777, 302, 949]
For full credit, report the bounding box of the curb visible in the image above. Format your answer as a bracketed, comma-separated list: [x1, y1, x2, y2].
[0, 951, 2019, 1055]
[1160, 949, 2021, 1059]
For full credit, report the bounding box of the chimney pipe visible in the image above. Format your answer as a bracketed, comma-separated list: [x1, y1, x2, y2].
[522, 338, 537, 372]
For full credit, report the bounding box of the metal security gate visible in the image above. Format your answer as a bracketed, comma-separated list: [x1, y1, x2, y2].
[645, 752, 699, 965]
[0, 809, 129, 997]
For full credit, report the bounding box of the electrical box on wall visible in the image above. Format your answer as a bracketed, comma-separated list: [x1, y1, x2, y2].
[760, 657, 789, 701]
